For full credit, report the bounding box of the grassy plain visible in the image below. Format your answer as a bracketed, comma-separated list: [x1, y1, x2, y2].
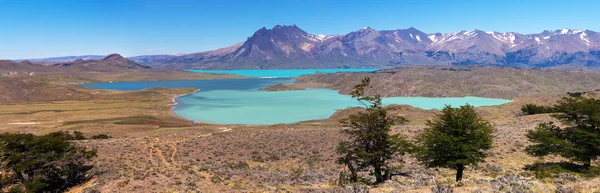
[2, 68, 600, 192]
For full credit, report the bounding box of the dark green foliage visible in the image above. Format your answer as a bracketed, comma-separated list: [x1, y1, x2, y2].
[524, 162, 600, 179]
[416, 105, 493, 182]
[91, 134, 112, 139]
[526, 94, 600, 169]
[47, 130, 87, 140]
[0, 133, 96, 192]
[73, 131, 86, 140]
[520, 103, 556, 115]
[567, 92, 585, 97]
[336, 77, 412, 184]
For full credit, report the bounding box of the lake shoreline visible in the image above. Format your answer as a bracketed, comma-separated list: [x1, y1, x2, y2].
[168, 88, 203, 124]
[80, 69, 513, 125]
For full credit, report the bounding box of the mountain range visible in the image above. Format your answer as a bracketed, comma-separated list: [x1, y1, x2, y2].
[2, 54, 148, 76]
[16, 25, 600, 70]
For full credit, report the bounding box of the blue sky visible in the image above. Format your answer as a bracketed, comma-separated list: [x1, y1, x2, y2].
[1, 0, 599, 59]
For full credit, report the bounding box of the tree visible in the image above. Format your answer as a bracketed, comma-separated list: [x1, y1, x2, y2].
[336, 77, 412, 184]
[416, 105, 493, 182]
[526, 93, 600, 169]
[0, 132, 96, 192]
[520, 103, 556, 115]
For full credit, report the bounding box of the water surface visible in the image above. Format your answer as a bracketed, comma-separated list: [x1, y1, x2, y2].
[82, 75, 512, 125]
[187, 68, 379, 77]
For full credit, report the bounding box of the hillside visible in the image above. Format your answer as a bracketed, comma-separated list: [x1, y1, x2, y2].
[120, 25, 600, 70]
[263, 66, 600, 99]
[51, 54, 150, 71]
[21, 26, 600, 71]
[0, 54, 243, 103]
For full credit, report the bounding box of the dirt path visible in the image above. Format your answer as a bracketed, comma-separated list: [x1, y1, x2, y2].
[168, 144, 177, 163]
[153, 145, 170, 166]
[145, 143, 157, 166]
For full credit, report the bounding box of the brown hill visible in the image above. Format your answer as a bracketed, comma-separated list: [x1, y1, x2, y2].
[265, 66, 600, 99]
[0, 60, 47, 73]
[51, 54, 149, 71]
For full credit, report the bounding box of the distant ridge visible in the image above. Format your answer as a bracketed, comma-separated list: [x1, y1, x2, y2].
[14, 55, 105, 63]
[51, 53, 150, 71]
[21, 25, 600, 70]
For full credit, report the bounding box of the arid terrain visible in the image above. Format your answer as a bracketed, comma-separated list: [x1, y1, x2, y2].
[264, 66, 600, 99]
[2, 61, 600, 192]
[63, 92, 600, 193]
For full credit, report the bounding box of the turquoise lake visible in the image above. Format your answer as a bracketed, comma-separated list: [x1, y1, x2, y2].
[187, 68, 379, 77]
[81, 69, 512, 125]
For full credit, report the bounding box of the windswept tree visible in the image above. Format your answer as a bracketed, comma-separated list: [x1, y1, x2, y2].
[337, 77, 412, 184]
[0, 132, 96, 192]
[416, 105, 493, 182]
[526, 93, 600, 169]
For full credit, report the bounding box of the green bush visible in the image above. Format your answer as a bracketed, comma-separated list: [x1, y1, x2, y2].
[91, 134, 112, 139]
[0, 133, 96, 192]
[47, 130, 87, 140]
[526, 94, 600, 169]
[73, 131, 86, 140]
[520, 103, 556, 115]
[416, 105, 493, 182]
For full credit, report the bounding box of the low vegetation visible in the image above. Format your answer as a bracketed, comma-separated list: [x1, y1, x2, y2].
[526, 93, 600, 169]
[0, 132, 96, 192]
[2, 68, 600, 191]
[520, 103, 556, 115]
[416, 105, 493, 183]
[337, 78, 411, 184]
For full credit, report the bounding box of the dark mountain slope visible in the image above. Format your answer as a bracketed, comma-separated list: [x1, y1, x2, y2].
[52, 54, 150, 71]
[22, 26, 600, 70]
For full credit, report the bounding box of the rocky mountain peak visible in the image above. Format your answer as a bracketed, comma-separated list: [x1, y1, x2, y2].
[94, 26, 600, 71]
[102, 53, 126, 61]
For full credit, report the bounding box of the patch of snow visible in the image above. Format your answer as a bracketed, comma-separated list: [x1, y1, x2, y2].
[465, 30, 477, 37]
[410, 34, 414, 39]
[416, 35, 421, 42]
[485, 31, 494, 35]
[558, 28, 583, 35]
[428, 34, 437, 42]
[508, 33, 515, 44]
[543, 36, 550, 40]
[535, 37, 541, 43]
[234, 48, 245, 57]
[581, 32, 591, 46]
[169, 53, 185, 56]
[313, 34, 328, 41]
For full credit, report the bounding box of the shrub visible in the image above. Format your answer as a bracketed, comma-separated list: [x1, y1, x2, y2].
[520, 103, 556, 115]
[91, 134, 112, 139]
[337, 77, 412, 184]
[47, 130, 87, 140]
[431, 183, 454, 193]
[491, 176, 533, 193]
[73, 131, 86, 140]
[526, 94, 600, 169]
[0, 133, 96, 192]
[416, 105, 493, 182]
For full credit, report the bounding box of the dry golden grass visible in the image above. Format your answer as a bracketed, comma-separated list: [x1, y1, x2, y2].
[0, 87, 197, 137]
[3, 72, 600, 192]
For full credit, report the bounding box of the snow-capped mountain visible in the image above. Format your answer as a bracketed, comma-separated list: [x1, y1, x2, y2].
[66, 25, 600, 70]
